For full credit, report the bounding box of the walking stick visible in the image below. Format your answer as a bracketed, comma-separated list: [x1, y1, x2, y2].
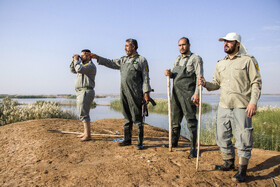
[196, 85, 202, 171]
[167, 75, 172, 152]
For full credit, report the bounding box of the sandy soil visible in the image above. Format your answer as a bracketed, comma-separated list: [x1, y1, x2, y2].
[0, 118, 279, 186]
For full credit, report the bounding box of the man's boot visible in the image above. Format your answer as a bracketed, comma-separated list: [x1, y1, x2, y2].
[118, 125, 132, 146]
[188, 127, 197, 158]
[232, 157, 249, 182]
[162, 127, 180, 148]
[171, 127, 181, 147]
[232, 165, 247, 182]
[136, 125, 144, 150]
[214, 159, 235, 171]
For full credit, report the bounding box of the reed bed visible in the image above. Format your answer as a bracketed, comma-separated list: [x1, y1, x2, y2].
[0, 97, 77, 126]
[110, 98, 212, 115]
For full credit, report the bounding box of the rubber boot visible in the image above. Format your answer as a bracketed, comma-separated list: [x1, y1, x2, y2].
[118, 125, 132, 146]
[136, 125, 144, 150]
[189, 148, 197, 158]
[171, 127, 181, 147]
[214, 159, 235, 171]
[189, 128, 197, 158]
[232, 165, 247, 182]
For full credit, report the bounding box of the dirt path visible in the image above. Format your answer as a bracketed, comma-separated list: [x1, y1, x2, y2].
[0, 118, 279, 186]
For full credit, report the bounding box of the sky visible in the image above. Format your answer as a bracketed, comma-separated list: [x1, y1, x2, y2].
[0, 0, 279, 95]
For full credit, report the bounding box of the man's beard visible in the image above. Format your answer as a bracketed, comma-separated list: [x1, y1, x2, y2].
[180, 49, 188, 55]
[224, 42, 237, 54]
[180, 51, 187, 55]
[82, 57, 89, 63]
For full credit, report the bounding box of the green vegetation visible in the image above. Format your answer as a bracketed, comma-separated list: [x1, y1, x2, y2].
[199, 106, 280, 152]
[200, 117, 217, 145]
[110, 98, 212, 115]
[252, 106, 280, 151]
[110, 99, 122, 112]
[0, 97, 77, 126]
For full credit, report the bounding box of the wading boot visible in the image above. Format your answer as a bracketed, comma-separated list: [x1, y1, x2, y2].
[118, 126, 131, 146]
[163, 127, 180, 148]
[188, 133, 197, 158]
[171, 127, 180, 147]
[232, 165, 247, 183]
[118, 140, 131, 146]
[214, 159, 235, 171]
[189, 148, 197, 158]
[136, 125, 144, 150]
[136, 143, 143, 150]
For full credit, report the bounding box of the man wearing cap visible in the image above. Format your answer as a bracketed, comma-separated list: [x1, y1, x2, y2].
[164, 37, 203, 158]
[90, 39, 152, 150]
[198, 33, 262, 182]
[70, 49, 96, 141]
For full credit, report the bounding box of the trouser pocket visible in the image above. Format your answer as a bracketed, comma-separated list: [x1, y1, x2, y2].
[242, 127, 253, 147]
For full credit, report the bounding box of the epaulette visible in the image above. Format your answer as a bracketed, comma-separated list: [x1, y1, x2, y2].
[138, 55, 146, 61]
[241, 54, 254, 58]
[191, 53, 199, 57]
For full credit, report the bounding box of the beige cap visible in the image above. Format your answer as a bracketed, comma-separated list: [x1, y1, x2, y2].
[219, 32, 247, 54]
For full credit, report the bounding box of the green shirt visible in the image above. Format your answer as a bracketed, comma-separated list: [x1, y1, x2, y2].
[205, 52, 262, 108]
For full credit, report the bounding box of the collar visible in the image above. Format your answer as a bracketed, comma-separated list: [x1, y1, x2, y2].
[224, 51, 242, 60]
[128, 52, 139, 58]
[181, 51, 192, 58]
[82, 60, 91, 65]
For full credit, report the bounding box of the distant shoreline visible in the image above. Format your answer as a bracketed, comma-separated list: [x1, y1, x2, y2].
[0, 93, 279, 99]
[0, 94, 119, 99]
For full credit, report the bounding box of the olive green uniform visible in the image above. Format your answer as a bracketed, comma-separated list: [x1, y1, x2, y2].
[170, 51, 203, 148]
[70, 60, 96, 122]
[205, 52, 262, 159]
[98, 53, 151, 145]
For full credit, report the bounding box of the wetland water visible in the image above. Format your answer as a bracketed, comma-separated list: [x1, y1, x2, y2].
[4, 94, 280, 138]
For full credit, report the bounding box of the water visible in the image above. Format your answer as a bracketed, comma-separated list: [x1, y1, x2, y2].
[2, 94, 280, 138]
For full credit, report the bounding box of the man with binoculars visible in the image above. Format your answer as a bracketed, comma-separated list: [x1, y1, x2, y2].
[70, 49, 96, 141]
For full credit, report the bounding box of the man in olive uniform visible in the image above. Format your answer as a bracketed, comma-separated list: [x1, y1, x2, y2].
[90, 39, 152, 150]
[165, 37, 203, 157]
[198, 33, 262, 182]
[70, 49, 96, 141]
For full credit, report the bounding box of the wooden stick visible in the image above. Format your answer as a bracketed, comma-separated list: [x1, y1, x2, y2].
[196, 85, 202, 171]
[167, 75, 172, 152]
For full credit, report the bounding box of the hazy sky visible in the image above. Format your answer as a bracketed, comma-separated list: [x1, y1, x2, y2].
[0, 0, 279, 95]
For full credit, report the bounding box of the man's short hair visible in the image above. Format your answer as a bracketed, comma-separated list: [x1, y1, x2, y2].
[81, 49, 91, 53]
[126, 39, 138, 50]
[179, 37, 190, 44]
